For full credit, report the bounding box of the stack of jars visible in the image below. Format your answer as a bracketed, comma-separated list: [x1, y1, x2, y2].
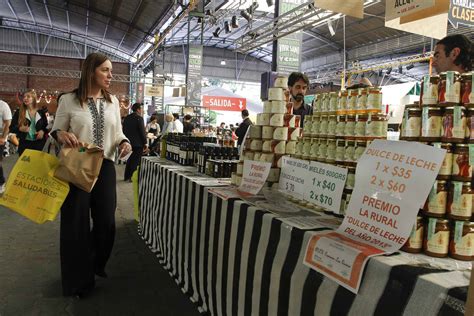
[292, 87, 387, 215]
[232, 75, 302, 189]
[400, 71, 474, 261]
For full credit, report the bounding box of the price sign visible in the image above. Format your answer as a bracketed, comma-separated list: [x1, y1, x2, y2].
[278, 156, 309, 199]
[305, 161, 348, 213]
[239, 160, 272, 195]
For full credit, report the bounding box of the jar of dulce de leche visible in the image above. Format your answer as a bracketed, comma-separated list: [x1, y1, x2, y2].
[423, 180, 448, 217]
[421, 75, 439, 106]
[400, 106, 421, 140]
[439, 71, 461, 105]
[421, 107, 442, 141]
[467, 105, 474, 143]
[344, 115, 356, 139]
[452, 144, 472, 181]
[336, 115, 346, 138]
[461, 72, 473, 106]
[449, 220, 474, 261]
[447, 181, 472, 221]
[432, 143, 453, 180]
[401, 216, 424, 253]
[423, 217, 450, 258]
[441, 106, 467, 143]
[366, 114, 387, 139]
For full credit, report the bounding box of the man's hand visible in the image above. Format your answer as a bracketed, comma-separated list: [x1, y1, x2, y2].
[36, 130, 44, 140]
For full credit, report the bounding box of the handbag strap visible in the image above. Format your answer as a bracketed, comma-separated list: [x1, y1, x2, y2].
[42, 136, 60, 156]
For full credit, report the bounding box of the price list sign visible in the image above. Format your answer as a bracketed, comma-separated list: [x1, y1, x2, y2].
[337, 140, 445, 253]
[278, 157, 309, 200]
[305, 161, 348, 213]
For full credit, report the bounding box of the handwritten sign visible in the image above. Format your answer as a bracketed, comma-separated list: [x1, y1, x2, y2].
[304, 232, 384, 293]
[338, 140, 445, 253]
[304, 161, 348, 213]
[278, 156, 309, 200]
[239, 160, 272, 195]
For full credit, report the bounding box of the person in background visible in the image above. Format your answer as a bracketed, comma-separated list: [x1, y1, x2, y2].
[11, 90, 48, 156]
[432, 34, 472, 74]
[217, 122, 225, 136]
[287, 72, 312, 127]
[0, 98, 12, 193]
[122, 102, 147, 182]
[183, 114, 195, 134]
[51, 52, 132, 298]
[235, 109, 253, 146]
[145, 114, 160, 147]
[162, 114, 177, 134]
[172, 113, 183, 133]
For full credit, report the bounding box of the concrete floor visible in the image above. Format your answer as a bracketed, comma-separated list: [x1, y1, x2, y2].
[0, 155, 200, 316]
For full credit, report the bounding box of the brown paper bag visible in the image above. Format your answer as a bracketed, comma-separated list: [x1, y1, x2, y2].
[54, 143, 104, 193]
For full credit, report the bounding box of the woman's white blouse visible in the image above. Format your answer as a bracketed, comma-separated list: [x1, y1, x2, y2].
[52, 92, 128, 161]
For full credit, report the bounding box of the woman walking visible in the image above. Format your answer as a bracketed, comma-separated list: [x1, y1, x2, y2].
[51, 52, 132, 298]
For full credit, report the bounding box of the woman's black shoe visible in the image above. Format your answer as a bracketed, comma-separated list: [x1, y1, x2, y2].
[95, 269, 108, 278]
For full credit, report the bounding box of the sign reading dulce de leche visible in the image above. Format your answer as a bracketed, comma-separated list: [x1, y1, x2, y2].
[337, 140, 445, 252]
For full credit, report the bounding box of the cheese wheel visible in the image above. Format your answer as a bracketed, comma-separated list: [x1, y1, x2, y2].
[267, 168, 281, 182]
[271, 101, 286, 114]
[262, 140, 273, 153]
[274, 154, 284, 168]
[235, 175, 242, 186]
[250, 139, 262, 151]
[243, 151, 255, 160]
[260, 153, 275, 163]
[273, 76, 288, 89]
[273, 127, 289, 141]
[284, 114, 296, 127]
[272, 140, 286, 154]
[286, 141, 297, 154]
[248, 125, 262, 139]
[263, 101, 273, 113]
[231, 172, 237, 185]
[288, 127, 301, 140]
[262, 126, 274, 139]
[270, 114, 285, 127]
[268, 87, 284, 101]
[253, 151, 262, 161]
[257, 113, 271, 126]
[237, 162, 244, 175]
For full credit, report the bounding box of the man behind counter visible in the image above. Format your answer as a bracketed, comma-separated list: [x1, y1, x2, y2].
[432, 34, 472, 74]
[287, 72, 312, 127]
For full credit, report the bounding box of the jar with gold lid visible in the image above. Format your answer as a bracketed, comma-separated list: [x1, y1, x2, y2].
[449, 220, 474, 261]
[423, 180, 448, 217]
[400, 106, 421, 140]
[432, 143, 453, 180]
[452, 144, 472, 181]
[337, 91, 348, 115]
[303, 115, 313, 137]
[421, 75, 439, 106]
[423, 217, 450, 258]
[321, 93, 329, 114]
[302, 138, 312, 161]
[354, 141, 367, 162]
[354, 115, 368, 139]
[441, 106, 467, 143]
[461, 72, 473, 106]
[447, 181, 472, 220]
[319, 115, 328, 137]
[329, 92, 338, 114]
[311, 114, 320, 137]
[310, 138, 319, 161]
[326, 139, 336, 164]
[347, 89, 358, 114]
[439, 71, 461, 105]
[313, 94, 321, 113]
[344, 140, 356, 166]
[366, 114, 387, 139]
[356, 88, 368, 113]
[401, 216, 424, 253]
[317, 139, 327, 162]
[367, 87, 382, 113]
[421, 107, 442, 141]
[335, 139, 346, 164]
[336, 115, 346, 138]
[344, 115, 356, 139]
[327, 115, 337, 138]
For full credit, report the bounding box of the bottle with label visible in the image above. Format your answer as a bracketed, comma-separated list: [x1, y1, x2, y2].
[439, 71, 461, 105]
[423, 217, 450, 258]
[423, 180, 448, 217]
[421, 75, 439, 106]
[452, 144, 472, 181]
[449, 220, 474, 261]
[447, 181, 473, 220]
[420, 107, 442, 141]
[400, 106, 421, 140]
[441, 106, 467, 143]
[432, 143, 453, 180]
[461, 72, 473, 106]
[402, 216, 424, 253]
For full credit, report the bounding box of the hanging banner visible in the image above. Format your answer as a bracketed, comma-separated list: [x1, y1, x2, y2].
[314, 0, 363, 19]
[385, 0, 436, 20]
[448, 0, 474, 28]
[145, 85, 164, 97]
[202, 96, 246, 111]
[238, 160, 272, 195]
[276, 0, 303, 75]
[186, 45, 203, 107]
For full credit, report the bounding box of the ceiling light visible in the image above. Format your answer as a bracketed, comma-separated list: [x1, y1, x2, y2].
[378, 70, 383, 77]
[386, 67, 392, 75]
[224, 21, 232, 34]
[213, 27, 222, 38]
[327, 20, 335, 36]
[406, 64, 414, 70]
[266, 0, 274, 6]
[231, 16, 239, 28]
[398, 65, 403, 74]
[248, 2, 259, 13]
[220, 60, 226, 65]
[241, 9, 252, 22]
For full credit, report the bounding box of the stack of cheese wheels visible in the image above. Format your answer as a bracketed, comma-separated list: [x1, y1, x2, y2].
[236, 75, 302, 189]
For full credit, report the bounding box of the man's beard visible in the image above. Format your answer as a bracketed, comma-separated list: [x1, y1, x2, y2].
[292, 93, 304, 102]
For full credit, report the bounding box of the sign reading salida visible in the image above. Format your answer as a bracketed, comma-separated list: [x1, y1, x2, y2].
[202, 96, 247, 111]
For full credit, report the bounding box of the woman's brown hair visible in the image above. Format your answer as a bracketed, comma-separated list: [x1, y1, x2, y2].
[19, 90, 37, 126]
[76, 52, 112, 105]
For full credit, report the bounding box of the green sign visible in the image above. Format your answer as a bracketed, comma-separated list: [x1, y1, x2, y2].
[186, 46, 203, 107]
[448, 0, 474, 29]
[276, 0, 303, 74]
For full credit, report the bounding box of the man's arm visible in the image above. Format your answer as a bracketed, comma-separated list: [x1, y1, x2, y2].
[0, 120, 11, 145]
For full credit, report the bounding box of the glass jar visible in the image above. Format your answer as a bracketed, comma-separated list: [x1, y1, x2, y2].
[461, 72, 473, 106]
[345, 166, 356, 189]
[344, 115, 356, 139]
[310, 139, 319, 161]
[400, 106, 421, 140]
[347, 89, 358, 114]
[303, 115, 313, 137]
[356, 88, 368, 113]
[421, 107, 442, 141]
[313, 94, 321, 113]
[449, 220, 474, 261]
[338, 91, 348, 115]
[441, 106, 467, 143]
[336, 115, 346, 138]
[302, 138, 312, 161]
[311, 114, 320, 137]
[421, 75, 439, 106]
[401, 216, 424, 253]
[335, 139, 346, 164]
[447, 181, 473, 220]
[295, 140, 304, 159]
[354, 141, 367, 162]
[321, 93, 329, 114]
[344, 140, 356, 165]
[326, 139, 336, 164]
[319, 115, 328, 137]
[468, 105, 474, 143]
[367, 87, 382, 113]
[423, 217, 450, 258]
[355, 115, 368, 139]
[327, 115, 337, 138]
[366, 114, 387, 139]
[317, 139, 327, 162]
[329, 92, 338, 114]
[439, 71, 461, 105]
[423, 180, 448, 217]
[452, 144, 472, 181]
[432, 143, 453, 180]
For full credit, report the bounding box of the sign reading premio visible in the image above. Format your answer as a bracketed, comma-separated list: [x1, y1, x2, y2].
[202, 96, 246, 111]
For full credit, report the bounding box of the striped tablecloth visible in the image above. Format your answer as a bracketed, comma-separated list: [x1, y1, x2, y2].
[138, 157, 470, 315]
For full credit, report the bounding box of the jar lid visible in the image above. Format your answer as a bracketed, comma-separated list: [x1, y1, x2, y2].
[424, 106, 442, 110]
[456, 143, 470, 147]
[330, 92, 338, 96]
[369, 87, 381, 91]
[436, 180, 448, 184]
[445, 106, 466, 110]
[428, 217, 450, 224]
[450, 181, 472, 187]
[432, 142, 452, 148]
[461, 72, 473, 78]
